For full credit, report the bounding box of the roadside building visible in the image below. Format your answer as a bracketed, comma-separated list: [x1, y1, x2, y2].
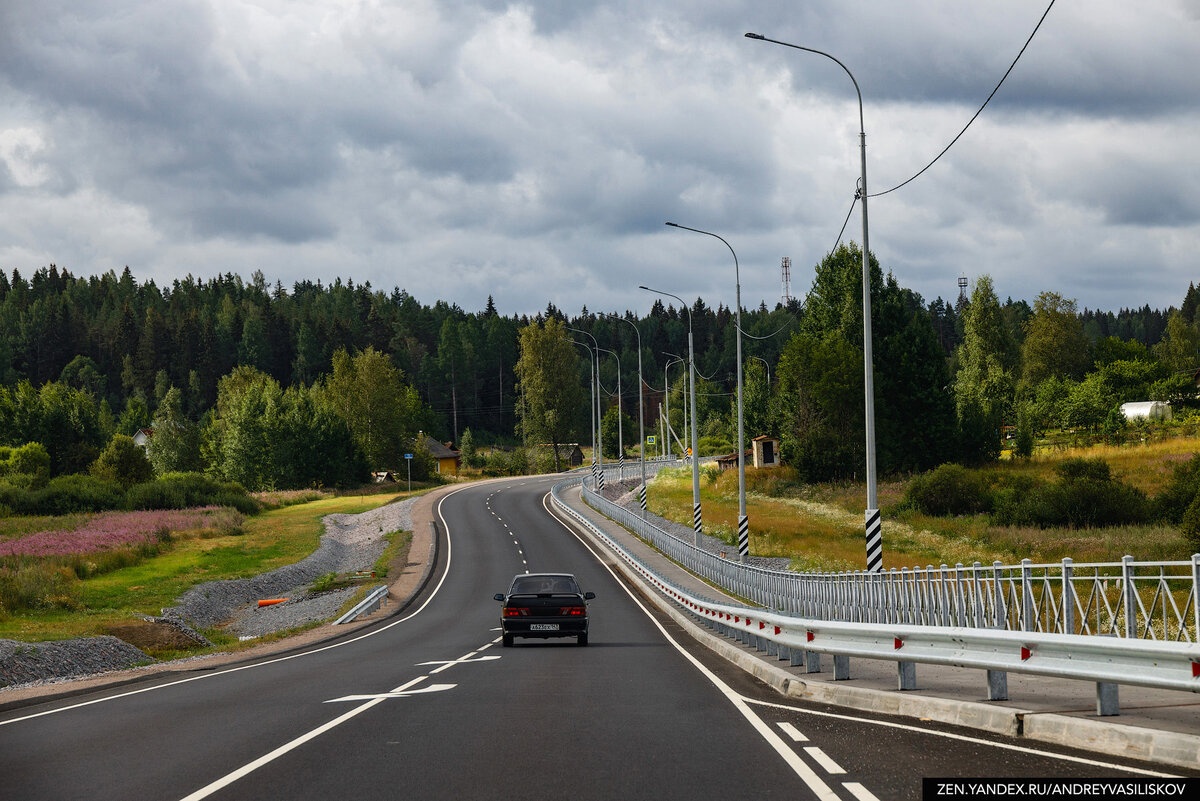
[421, 435, 461, 476]
[752, 436, 781, 468]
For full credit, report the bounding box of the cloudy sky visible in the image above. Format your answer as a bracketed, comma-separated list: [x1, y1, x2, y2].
[1, 1, 1198, 318]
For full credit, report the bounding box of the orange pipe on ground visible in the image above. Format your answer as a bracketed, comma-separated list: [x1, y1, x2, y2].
[257, 598, 288, 607]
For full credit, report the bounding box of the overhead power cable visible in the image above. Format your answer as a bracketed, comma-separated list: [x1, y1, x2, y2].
[870, 0, 1057, 198]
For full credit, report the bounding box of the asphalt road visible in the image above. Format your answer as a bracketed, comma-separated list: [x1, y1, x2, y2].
[0, 476, 1190, 800]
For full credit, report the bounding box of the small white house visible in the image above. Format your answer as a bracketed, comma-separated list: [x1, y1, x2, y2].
[1119, 401, 1172, 421]
[132, 428, 153, 451]
[752, 436, 781, 468]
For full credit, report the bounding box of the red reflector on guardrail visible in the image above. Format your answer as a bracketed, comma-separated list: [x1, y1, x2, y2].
[774, 626, 781, 635]
[1021, 647, 1032, 661]
[894, 638, 903, 650]
[806, 631, 814, 642]
[1193, 662, 1200, 678]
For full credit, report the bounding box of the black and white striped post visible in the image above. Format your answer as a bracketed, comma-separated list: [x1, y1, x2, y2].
[866, 509, 882, 573]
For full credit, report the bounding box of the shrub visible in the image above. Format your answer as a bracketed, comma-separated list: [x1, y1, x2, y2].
[992, 462, 1148, 528]
[1055, 457, 1111, 483]
[698, 436, 733, 457]
[1155, 454, 1200, 523]
[904, 464, 992, 516]
[125, 472, 259, 514]
[1182, 494, 1200, 552]
[90, 435, 154, 490]
[26, 474, 124, 515]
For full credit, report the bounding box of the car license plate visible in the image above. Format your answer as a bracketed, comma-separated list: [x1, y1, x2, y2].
[530, 623, 559, 631]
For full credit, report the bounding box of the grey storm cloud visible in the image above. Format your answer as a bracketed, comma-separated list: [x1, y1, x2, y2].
[0, 0, 1197, 317]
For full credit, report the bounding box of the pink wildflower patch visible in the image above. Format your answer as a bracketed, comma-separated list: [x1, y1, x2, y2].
[0, 508, 224, 557]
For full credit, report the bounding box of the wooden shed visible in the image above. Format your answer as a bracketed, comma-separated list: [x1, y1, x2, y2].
[752, 436, 781, 468]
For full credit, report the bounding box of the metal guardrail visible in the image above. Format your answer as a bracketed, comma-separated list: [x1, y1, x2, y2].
[333, 584, 389, 625]
[551, 476, 1200, 710]
[579, 476, 1200, 645]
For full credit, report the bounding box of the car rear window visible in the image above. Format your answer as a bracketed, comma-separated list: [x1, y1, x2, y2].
[511, 576, 580, 595]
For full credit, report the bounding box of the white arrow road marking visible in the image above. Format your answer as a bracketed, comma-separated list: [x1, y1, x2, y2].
[419, 655, 501, 674]
[324, 684, 456, 703]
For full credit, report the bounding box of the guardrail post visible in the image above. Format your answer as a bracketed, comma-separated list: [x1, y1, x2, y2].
[778, 644, 789, 661]
[897, 661, 916, 691]
[833, 654, 850, 680]
[1021, 558, 1035, 633]
[1061, 557, 1074, 636]
[986, 669, 1008, 701]
[766, 638, 778, 656]
[1096, 681, 1120, 716]
[806, 650, 821, 673]
[1122, 555, 1137, 639]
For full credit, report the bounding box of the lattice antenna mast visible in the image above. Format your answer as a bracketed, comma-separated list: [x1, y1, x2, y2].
[958, 273, 969, 303]
[781, 257, 792, 306]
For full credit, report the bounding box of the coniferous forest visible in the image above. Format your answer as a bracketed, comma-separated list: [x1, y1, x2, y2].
[0, 253, 1195, 493]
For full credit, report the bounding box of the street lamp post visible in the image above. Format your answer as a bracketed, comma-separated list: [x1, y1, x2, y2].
[597, 346, 623, 481]
[749, 355, 771, 386]
[568, 327, 604, 489]
[570, 339, 598, 485]
[641, 286, 702, 545]
[746, 31, 882, 573]
[663, 354, 685, 458]
[667, 223, 749, 562]
[608, 314, 647, 513]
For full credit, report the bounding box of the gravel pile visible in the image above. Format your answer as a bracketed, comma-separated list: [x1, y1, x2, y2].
[163, 497, 414, 630]
[0, 636, 151, 688]
[1, 496, 416, 689]
[603, 478, 793, 572]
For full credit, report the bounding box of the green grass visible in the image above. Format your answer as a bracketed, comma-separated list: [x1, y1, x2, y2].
[0, 491, 411, 643]
[647, 436, 1198, 572]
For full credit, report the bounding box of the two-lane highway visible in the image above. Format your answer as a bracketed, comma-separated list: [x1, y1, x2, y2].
[1, 476, 1188, 800]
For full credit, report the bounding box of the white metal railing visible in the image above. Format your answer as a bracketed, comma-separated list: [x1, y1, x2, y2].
[575, 475, 1200, 645]
[550, 476, 1200, 705]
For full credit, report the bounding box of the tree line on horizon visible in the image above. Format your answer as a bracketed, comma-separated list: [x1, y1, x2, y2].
[0, 259, 1195, 490]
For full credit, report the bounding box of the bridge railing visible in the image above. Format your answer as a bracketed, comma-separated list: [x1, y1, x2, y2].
[551, 475, 1200, 714]
[575, 474, 1200, 645]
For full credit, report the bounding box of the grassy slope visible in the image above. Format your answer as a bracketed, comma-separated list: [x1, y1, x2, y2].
[0, 492, 405, 643]
[647, 438, 1196, 572]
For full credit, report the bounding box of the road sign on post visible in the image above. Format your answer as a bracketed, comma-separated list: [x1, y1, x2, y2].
[647, 435, 656, 446]
[405, 453, 413, 493]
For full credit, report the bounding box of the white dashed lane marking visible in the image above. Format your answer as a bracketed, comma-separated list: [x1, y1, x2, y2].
[776, 722, 808, 742]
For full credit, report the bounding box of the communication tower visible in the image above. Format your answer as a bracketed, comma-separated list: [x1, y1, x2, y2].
[957, 273, 969, 303]
[781, 257, 792, 306]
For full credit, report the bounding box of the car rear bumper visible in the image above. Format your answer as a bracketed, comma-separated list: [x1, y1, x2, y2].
[501, 619, 589, 638]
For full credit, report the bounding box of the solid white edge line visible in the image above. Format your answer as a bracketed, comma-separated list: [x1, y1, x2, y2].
[544, 487, 1185, 782]
[1, 482, 466, 729]
[804, 746, 847, 775]
[541, 491, 842, 801]
[743, 696, 1180, 779]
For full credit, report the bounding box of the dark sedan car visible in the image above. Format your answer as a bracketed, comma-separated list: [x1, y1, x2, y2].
[494, 573, 595, 647]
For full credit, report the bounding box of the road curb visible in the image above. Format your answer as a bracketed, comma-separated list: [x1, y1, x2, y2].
[557, 489, 1200, 771]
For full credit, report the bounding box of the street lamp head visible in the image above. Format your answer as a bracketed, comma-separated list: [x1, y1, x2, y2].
[665, 222, 678, 227]
[745, 32, 765, 40]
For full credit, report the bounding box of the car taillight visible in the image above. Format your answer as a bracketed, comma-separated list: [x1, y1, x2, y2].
[559, 606, 586, 616]
[503, 607, 528, 617]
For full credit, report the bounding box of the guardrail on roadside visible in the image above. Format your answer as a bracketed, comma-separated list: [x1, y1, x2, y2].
[578, 475, 1200, 645]
[552, 475, 1200, 715]
[333, 584, 389, 625]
